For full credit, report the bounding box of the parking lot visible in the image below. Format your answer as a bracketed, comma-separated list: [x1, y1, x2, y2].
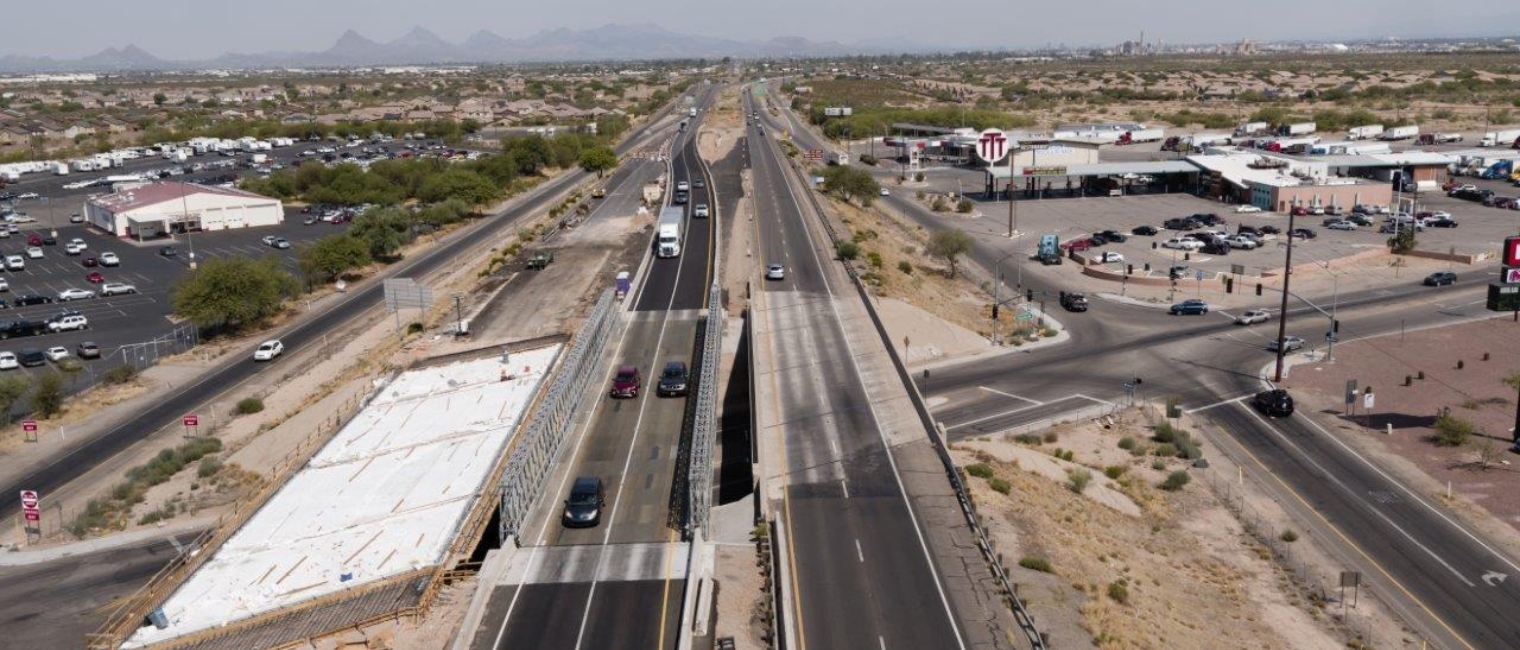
[0, 211, 349, 383]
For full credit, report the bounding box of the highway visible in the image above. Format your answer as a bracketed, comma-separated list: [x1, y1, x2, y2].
[468, 84, 719, 650]
[759, 83, 1520, 649]
[0, 94, 693, 525]
[746, 87, 967, 649]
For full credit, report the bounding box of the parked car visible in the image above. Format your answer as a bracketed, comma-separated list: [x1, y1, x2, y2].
[1289, 228, 1317, 239]
[610, 365, 641, 398]
[252, 339, 284, 361]
[1423, 271, 1457, 286]
[1091, 251, 1124, 263]
[82, 256, 98, 267]
[1131, 225, 1159, 236]
[1096, 230, 1127, 243]
[85, 271, 104, 284]
[76, 341, 100, 359]
[262, 235, 291, 249]
[562, 476, 605, 528]
[1428, 217, 1459, 228]
[1061, 239, 1094, 251]
[656, 361, 690, 397]
[46, 314, 87, 332]
[1233, 205, 1262, 213]
[0, 351, 16, 370]
[13, 294, 51, 306]
[99, 252, 119, 266]
[1253, 389, 1295, 417]
[1326, 220, 1357, 231]
[1169, 299, 1210, 316]
[1235, 309, 1271, 325]
[16, 348, 45, 367]
[69, 237, 86, 250]
[44, 346, 69, 362]
[159, 245, 178, 257]
[24, 246, 42, 259]
[100, 282, 137, 296]
[1163, 237, 1202, 250]
[1228, 236, 1259, 250]
[56, 288, 95, 301]
[1266, 335, 1306, 352]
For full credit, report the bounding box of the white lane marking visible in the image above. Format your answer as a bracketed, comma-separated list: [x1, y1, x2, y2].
[1185, 395, 1250, 414]
[978, 386, 1043, 405]
[1286, 402, 1520, 578]
[879, 636, 887, 650]
[1236, 405, 1476, 587]
[840, 479, 849, 499]
[766, 127, 970, 650]
[856, 539, 865, 563]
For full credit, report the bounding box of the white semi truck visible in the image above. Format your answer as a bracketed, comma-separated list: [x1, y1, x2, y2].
[1347, 124, 1384, 140]
[1379, 125, 1419, 141]
[656, 207, 683, 258]
[1480, 129, 1520, 147]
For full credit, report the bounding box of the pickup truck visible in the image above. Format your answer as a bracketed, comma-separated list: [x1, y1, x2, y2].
[1059, 292, 1090, 312]
[526, 252, 555, 270]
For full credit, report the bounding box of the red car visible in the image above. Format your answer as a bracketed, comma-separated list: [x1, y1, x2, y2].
[609, 365, 641, 398]
[1060, 239, 1094, 252]
[86, 271, 104, 283]
[27, 234, 43, 247]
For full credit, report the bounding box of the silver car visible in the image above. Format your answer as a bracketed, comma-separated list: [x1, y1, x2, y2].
[766, 263, 785, 280]
[1235, 309, 1271, 325]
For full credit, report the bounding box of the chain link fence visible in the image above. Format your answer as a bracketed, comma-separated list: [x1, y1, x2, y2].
[498, 289, 621, 543]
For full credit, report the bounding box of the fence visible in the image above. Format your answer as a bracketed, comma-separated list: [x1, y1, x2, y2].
[498, 289, 622, 543]
[4, 322, 200, 422]
[687, 283, 723, 538]
[778, 143, 1048, 649]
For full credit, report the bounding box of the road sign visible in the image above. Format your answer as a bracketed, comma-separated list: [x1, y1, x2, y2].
[1195, 269, 1205, 281]
[1504, 235, 1520, 267]
[976, 128, 1008, 164]
[1363, 392, 1375, 410]
[182, 414, 199, 427]
[805, 149, 824, 161]
[21, 420, 36, 432]
[1504, 267, 1520, 284]
[19, 490, 38, 509]
[1230, 264, 1246, 276]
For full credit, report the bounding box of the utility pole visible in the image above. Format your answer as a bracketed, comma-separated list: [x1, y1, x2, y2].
[1273, 210, 1298, 383]
[1007, 146, 1017, 238]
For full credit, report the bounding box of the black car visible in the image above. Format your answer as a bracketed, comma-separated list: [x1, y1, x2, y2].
[562, 476, 605, 528]
[13, 294, 52, 307]
[1423, 271, 1457, 286]
[1428, 217, 1459, 228]
[160, 245, 179, 257]
[41, 235, 56, 246]
[1163, 218, 1198, 231]
[17, 348, 45, 368]
[1193, 213, 1225, 226]
[656, 361, 689, 397]
[1059, 291, 1089, 312]
[1131, 225, 1159, 236]
[1253, 389, 1294, 417]
[1096, 230, 1127, 243]
[1289, 228, 1317, 239]
[1259, 225, 1282, 235]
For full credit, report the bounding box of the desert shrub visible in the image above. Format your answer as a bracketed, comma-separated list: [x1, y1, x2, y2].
[1013, 433, 1042, 445]
[965, 463, 995, 479]
[1280, 529, 1300, 543]
[1153, 443, 1178, 458]
[1043, 431, 1059, 443]
[1067, 469, 1093, 493]
[988, 478, 1012, 494]
[197, 457, 223, 478]
[1160, 471, 1192, 491]
[896, 260, 913, 274]
[1151, 460, 1167, 471]
[1104, 465, 1127, 480]
[103, 364, 140, 385]
[236, 397, 264, 414]
[956, 198, 973, 213]
[1018, 556, 1053, 573]
[867, 251, 883, 268]
[1117, 436, 1137, 450]
[836, 241, 860, 260]
[1107, 580, 1130, 605]
[1433, 413, 1473, 447]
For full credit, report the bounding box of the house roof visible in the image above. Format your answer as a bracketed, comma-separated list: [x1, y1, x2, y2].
[88, 182, 274, 214]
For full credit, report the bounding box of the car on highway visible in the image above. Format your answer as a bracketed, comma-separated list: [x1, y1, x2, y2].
[610, 365, 641, 398]
[100, 252, 119, 266]
[1233, 205, 1262, 213]
[693, 204, 710, 218]
[252, 339, 284, 361]
[57, 288, 95, 301]
[1253, 389, 1295, 417]
[562, 476, 605, 528]
[656, 361, 689, 397]
[1169, 299, 1210, 316]
[879, 187, 890, 196]
[1162, 237, 1202, 250]
[85, 271, 104, 284]
[1091, 251, 1124, 263]
[76, 341, 100, 359]
[44, 346, 70, 363]
[1325, 220, 1357, 231]
[0, 351, 15, 370]
[24, 246, 42, 259]
[1423, 271, 1457, 286]
[100, 282, 137, 296]
[1235, 309, 1271, 325]
[766, 263, 785, 281]
[1266, 335, 1306, 352]
[1131, 225, 1158, 236]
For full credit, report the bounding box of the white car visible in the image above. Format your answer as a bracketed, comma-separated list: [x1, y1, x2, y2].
[1309, 206, 1325, 215]
[1233, 205, 1262, 213]
[0, 279, 7, 292]
[57, 288, 96, 301]
[17, 192, 38, 200]
[1163, 237, 1203, 250]
[693, 204, 710, 218]
[880, 187, 890, 196]
[0, 352, 16, 370]
[69, 237, 87, 250]
[44, 346, 70, 362]
[1228, 236, 1259, 250]
[765, 263, 785, 281]
[24, 246, 42, 259]
[253, 339, 284, 361]
[99, 252, 119, 266]
[64, 242, 83, 255]
[47, 314, 88, 332]
[1092, 251, 1125, 263]
[1234, 309, 1272, 325]
[4, 255, 22, 271]
[100, 282, 137, 296]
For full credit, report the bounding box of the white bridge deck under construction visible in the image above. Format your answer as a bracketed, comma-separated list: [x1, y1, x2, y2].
[124, 346, 561, 648]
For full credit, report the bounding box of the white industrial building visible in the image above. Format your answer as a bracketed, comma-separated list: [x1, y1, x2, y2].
[83, 182, 283, 239]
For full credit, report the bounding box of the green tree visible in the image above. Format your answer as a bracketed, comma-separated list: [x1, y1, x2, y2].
[1387, 226, 1417, 253]
[32, 372, 65, 419]
[819, 165, 881, 206]
[577, 146, 619, 178]
[0, 375, 29, 422]
[927, 228, 975, 278]
[349, 207, 412, 259]
[418, 168, 499, 206]
[170, 256, 300, 332]
[504, 136, 553, 175]
[298, 234, 372, 285]
[153, 92, 167, 106]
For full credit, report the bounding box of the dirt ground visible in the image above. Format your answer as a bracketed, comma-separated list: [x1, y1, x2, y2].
[952, 409, 1379, 650]
[1283, 316, 1520, 545]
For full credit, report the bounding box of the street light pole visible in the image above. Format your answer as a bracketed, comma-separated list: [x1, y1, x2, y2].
[1273, 210, 1298, 383]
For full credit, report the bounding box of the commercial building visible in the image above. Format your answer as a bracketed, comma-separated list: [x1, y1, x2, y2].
[83, 181, 283, 239]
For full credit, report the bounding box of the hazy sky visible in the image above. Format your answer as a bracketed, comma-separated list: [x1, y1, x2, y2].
[6, 0, 1515, 60]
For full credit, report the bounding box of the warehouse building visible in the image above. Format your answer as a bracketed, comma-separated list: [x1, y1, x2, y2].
[83, 181, 284, 239]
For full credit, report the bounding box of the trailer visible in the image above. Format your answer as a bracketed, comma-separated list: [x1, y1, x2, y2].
[1259, 136, 1320, 152]
[1379, 125, 1419, 141]
[1116, 128, 1165, 145]
[1479, 129, 1520, 147]
[1416, 133, 1463, 145]
[1235, 122, 1269, 137]
[51, 162, 69, 176]
[1277, 122, 1317, 136]
[1347, 125, 1384, 140]
[656, 207, 683, 258]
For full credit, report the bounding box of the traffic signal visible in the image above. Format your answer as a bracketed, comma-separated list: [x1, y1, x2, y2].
[992, 304, 999, 320]
[1225, 277, 1234, 293]
[1334, 319, 1340, 333]
[1255, 283, 1263, 296]
[1026, 289, 1034, 302]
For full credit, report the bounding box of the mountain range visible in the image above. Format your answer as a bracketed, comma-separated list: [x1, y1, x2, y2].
[0, 24, 923, 73]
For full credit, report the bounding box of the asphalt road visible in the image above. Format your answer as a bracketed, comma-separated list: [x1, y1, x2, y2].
[477, 84, 720, 650]
[0, 93, 692, 524]
[746, 87, 966, 650]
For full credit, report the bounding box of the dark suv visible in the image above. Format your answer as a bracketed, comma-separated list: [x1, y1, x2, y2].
[1169, 299, 1209, 316]
[1253, 389, 1295, 417]
[656, 361, 689, 397]
[1059, 291, 1089, 312]
[562, 476, 605, 528]
[1422, 271, 1457, 287]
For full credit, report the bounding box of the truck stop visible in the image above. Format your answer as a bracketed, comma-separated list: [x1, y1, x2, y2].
[982, 160, 1201, 200]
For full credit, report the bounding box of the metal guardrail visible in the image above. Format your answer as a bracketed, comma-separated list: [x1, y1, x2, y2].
[777, 147, 1049, 650]
[498, 289, 621, 543]
[688, 283, 723, 538]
